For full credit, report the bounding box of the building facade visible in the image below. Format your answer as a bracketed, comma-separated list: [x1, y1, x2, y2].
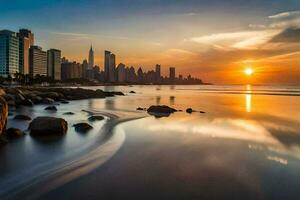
[47, 49, 61, 80]
[61, 61, 83, 80]
[29, 46, 47, 77]
[0, 30, 19, 77]
[17, 29, 34, 75]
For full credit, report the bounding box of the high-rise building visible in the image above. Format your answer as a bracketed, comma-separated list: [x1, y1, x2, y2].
[155, 64, 161, 83]
[18, 29, 34, 75]
[104, 50, 116, 82]
[116, 63, 126, 82]
[0, 30, 19, 77]
[109, 53, 116, 82]
[169, 67, 176, 82]
[47, 49, 61, 80]
[88, 45, 94, 70]
[29, 46, 47, 77]
[104, 50, 111, 81]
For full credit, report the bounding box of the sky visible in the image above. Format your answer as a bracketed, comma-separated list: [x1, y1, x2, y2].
[1, 0, 300, 84]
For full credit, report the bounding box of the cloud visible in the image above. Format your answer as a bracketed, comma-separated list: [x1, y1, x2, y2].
[190, 31, 277, 50]
[268, 11, 300, 29]
[270, 27, 300, 43]
[268, 11, 300, 19]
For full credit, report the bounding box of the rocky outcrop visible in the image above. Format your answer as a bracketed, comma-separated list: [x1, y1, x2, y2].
[29, 117, 68, 135]
[73, 123, 93, 133]
[14, 114, 32, 121]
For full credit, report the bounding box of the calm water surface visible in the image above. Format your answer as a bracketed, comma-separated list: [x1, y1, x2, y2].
[1, 85, 300, 199]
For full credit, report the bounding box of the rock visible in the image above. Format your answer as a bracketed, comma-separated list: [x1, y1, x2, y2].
[147, 105, 177, 114]
[4, 94, 14, 101]
[73, 123, 93, 133]
[45, 106, 57, 111]
[186, 108, 194, 114]
[40, 92, 64, 101]
[14, 114, 31, 121]
[29, 117, 68, 135]
[0, 96, 8, 136]
[21, 99, 34, 106]
[129, 91, 136, 93]
[136, 107, 144, 111]
[31, 96, 43, 104]
[200, 111, 206, 114]
[16, 93, 25, 101]
[88, 115, 104, 121]
[5, 128, 24, 139]
[60, 99, 69, 104]
[147, 105, 177, 118]
[63, 112, 75, 115]
[42, 97, 55, 104]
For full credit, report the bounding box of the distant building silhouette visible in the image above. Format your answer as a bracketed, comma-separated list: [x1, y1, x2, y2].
[116, 63, 126, 82]
[169, 67, 175, 83]
[61, 61, 83, 80]
[88, 45, 94, 70]
[155, 64, 161, 83]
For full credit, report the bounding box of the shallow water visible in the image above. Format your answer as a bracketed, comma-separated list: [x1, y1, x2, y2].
[1, 85, 300, 199]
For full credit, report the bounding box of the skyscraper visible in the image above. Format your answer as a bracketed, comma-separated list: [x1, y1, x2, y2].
[104, 50, 111, 81]
[29, 46, 47, 77]
[169, 67, 176, 82]
[47, 49, 61, 80]
[18, 29, 34, 75]
[109, 53, 116, 82]
[104, 50, 116, 82]
[88, 45, 94, 70]
[155, 64, 161, 83]
[0, 30, 19, 77]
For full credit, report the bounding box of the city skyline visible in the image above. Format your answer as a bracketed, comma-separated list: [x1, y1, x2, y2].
[1, 0, 300, 84]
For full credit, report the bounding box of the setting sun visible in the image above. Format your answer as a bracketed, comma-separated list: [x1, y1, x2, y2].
[244, 68, 253, 76]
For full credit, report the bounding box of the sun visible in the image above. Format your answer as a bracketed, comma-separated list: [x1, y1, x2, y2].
[244, 68, 253, 76]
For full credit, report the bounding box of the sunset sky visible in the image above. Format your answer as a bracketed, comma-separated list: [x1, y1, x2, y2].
[1, 0, 300, 84]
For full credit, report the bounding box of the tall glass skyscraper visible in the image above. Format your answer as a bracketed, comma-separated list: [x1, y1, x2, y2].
[0, 30, 19, 77]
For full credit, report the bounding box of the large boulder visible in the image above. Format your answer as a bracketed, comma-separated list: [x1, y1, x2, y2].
[29, 117, 68, 135]
[0, 96, 8, 136]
